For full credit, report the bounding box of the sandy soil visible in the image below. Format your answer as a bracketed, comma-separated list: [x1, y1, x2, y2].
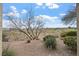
[2, 38, 76, 56]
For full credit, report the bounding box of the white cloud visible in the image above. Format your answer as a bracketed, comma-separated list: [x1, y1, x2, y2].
[3, 19, 16, 28]
[35, 3, 45, 9]
[7, 12, 14, 16]
[40, 15, 58, 20]
[35, 3, 59, 9]
[3, 13, 15, 17]
[34, 15, 63, 28]
[4, 6, 27, 19]
[15, 12, 20, 17]
[4, 6, 20, 18]
[10, 6, 16, 10]
[5, 12, 20, 18]
[3, 19, 10, 28]
[59, 13, 66, 16]
[52, 4, 59, 9]
[10, 6, 18, 13]
[3, 14, 6, 17]
[36, 3, 43, 6]
[46, 3, 59, 9]
[21, 9, 27, 14]
[34, 15, 58, 23]
[73, 4, 76, 7]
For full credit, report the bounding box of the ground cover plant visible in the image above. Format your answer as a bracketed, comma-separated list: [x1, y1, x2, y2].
[2, 49, 15, 56]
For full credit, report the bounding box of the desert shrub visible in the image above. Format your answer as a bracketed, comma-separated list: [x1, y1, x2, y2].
[27, 40, 31, 43]
[36, 38, 39, 40]
[65, 30, 77, 36]
[61, 30, 77, 52]
[43, 35, 56, 49]
[61, 32, 66, 37]
[54, 35, 59, 38]
[33, 37, 39, 40]
[2, 49, 15, 56]
[43, 37, 47, 41]
[64, 36, 77, 52]
[43, 35, 55, 41]
[61, 30, 77, 37]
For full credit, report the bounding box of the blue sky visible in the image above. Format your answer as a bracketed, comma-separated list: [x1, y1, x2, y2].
[3, 3, 76, 28]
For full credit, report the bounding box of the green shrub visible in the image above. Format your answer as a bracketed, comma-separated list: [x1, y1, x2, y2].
[2, 49, 15, 56]
[61, 30, 77, 52]
[65, 30, 77, 36]
[64, 36, 77, 51]
[43, 35, 56, 49]
[61, 30, 77, 37]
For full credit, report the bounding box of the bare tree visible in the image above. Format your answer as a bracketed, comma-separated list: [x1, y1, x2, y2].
[6, 8, 44, 41]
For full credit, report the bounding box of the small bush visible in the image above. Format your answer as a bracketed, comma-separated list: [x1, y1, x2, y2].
[64, 36, 77, 51]
[43, 37, 47, 41]
[2, 33, 9, 42]
[27, 40, 31, 43]
[2, 49, 15, 56]
[43, 35, 56, 49]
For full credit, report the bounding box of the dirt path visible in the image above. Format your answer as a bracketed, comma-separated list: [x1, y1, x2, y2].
[2, 38, 76, 56]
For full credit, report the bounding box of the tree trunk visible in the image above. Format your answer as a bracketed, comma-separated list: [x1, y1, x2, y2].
[0, 3, 2, 56]
[77, 3, 79, 56]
